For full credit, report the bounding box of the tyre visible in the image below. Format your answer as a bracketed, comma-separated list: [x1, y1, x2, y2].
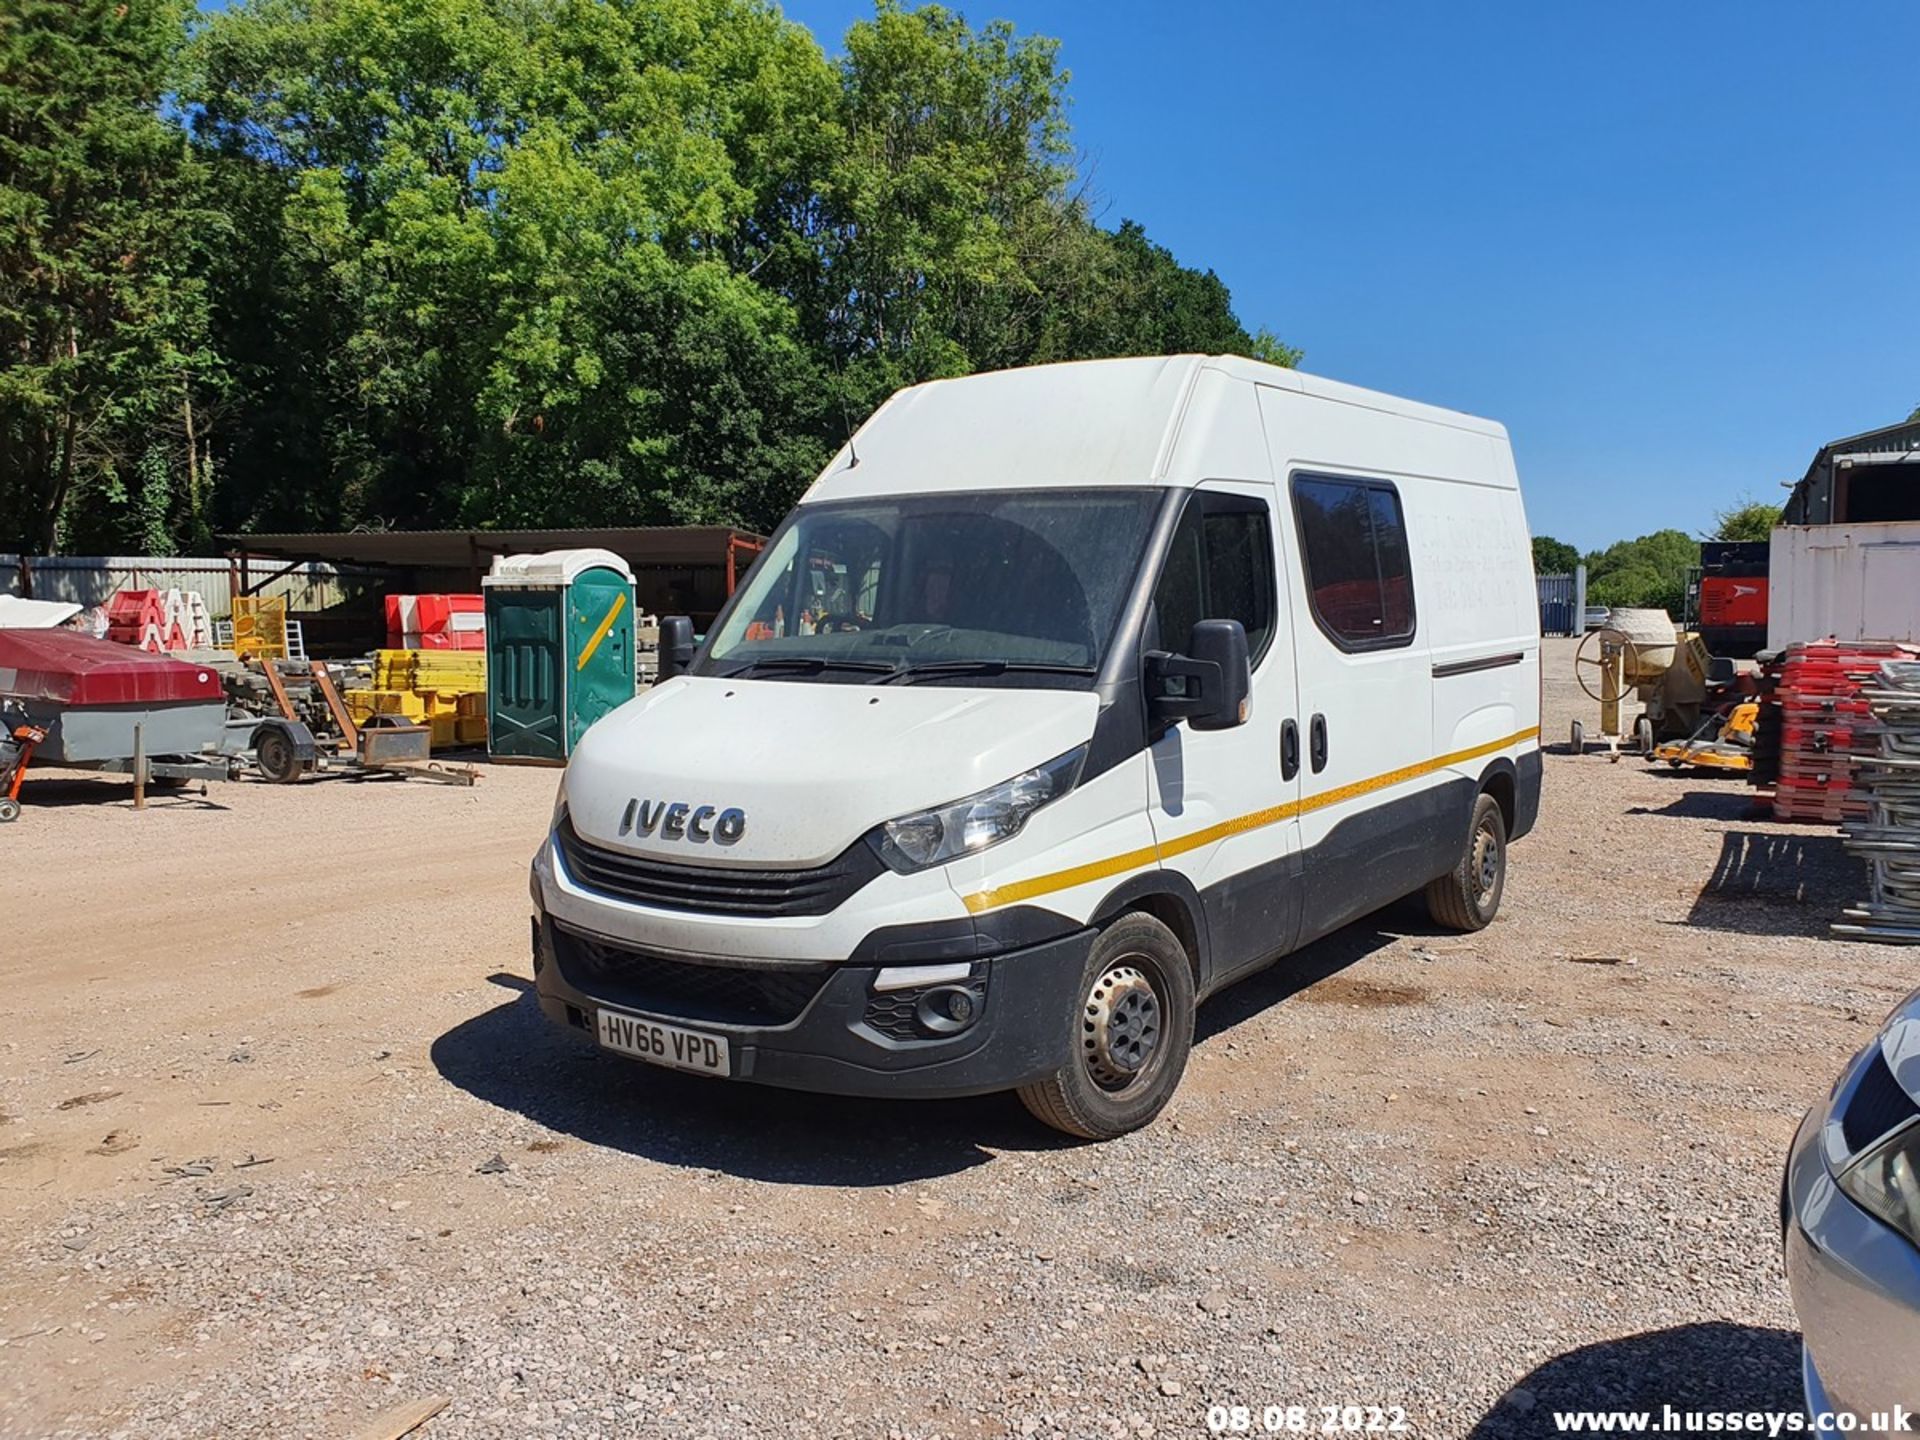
[0, 797, 17, 822]
[1017, 912, 1196, 1140]
[254, 727, 302, 784]
[1634, 716, 1655, 754]
[1425, 791, 1508, 932]
[1569, 719, 1585, 756]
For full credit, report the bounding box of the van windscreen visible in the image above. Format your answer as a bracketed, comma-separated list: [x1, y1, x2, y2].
[701, 489, 1163, 686]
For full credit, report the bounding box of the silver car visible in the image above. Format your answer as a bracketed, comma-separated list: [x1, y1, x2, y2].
[1783, 987, 1920, 1424]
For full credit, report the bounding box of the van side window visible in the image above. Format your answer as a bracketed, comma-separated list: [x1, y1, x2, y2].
[1151, 494, 1276, 665]
[1291, 474, 1416, 649]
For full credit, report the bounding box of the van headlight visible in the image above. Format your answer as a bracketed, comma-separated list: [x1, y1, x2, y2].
[551, 774, 569, 829]
[1837, 1119, 1920, 1250]
[869, 745, 1088, 874]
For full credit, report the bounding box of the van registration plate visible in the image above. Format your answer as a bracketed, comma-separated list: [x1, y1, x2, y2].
[596, 1010, 730, 1076]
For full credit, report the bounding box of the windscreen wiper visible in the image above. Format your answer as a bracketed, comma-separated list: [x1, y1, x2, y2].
[875, 660, 1098, 686]
[718, 657, 899, 679]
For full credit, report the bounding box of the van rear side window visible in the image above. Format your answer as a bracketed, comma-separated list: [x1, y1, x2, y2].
[1291, 474, 1416, 650]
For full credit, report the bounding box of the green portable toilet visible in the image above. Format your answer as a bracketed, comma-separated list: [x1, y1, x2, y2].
[483, 548, 638, 764]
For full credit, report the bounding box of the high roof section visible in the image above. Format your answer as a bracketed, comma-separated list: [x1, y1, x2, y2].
[804, 355, 1507, 504]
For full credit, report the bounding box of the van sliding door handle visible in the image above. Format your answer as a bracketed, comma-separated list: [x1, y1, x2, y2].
[1281, 719, 1299, 780]
[1309, 714, 1328, 773]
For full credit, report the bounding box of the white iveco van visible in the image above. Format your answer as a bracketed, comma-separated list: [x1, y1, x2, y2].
[530, 355, 1541, 1138]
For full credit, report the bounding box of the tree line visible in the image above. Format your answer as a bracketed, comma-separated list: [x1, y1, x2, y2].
[1531, 500, 1782, 617]
[0, 0, 1296, 555]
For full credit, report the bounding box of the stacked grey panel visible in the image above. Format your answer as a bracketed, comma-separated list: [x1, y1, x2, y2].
[1835, 662, 1920, 943]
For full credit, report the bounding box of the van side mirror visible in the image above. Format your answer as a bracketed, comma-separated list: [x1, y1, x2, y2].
[657, 615, 696, 680]
[1146, 619, 1251, 731]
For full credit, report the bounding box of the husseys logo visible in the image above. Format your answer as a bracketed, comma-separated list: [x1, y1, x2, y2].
[618, 798, 746, 845]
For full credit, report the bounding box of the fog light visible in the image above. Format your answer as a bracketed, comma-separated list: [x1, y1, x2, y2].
[915, 985, 981, 1036]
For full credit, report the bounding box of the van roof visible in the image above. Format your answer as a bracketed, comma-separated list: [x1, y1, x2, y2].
[803, 354, 1508, 503]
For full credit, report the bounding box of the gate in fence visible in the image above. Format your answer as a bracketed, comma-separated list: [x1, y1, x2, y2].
[1537, 565, 1587, 636]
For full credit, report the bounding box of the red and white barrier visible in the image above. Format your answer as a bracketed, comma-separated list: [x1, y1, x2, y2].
[384, 594, 485, 651]
[105, 588, 213, 653]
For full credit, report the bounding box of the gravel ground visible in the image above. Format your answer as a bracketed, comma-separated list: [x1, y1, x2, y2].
[0, 637, 1905, 1439]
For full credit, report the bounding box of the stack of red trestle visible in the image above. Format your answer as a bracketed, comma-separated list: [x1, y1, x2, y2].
[382, 594, 485, 651]
[105, 588, 212, 653]
[1771, 640, 1916, 822]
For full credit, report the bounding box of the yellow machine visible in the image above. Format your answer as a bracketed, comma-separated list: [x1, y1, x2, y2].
[1651, 702, 1759, 772]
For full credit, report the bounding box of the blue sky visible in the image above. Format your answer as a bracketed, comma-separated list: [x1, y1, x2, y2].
[779, 0, 1920, 551]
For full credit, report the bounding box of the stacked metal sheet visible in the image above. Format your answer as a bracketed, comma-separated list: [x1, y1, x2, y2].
[1834, 661, 1920, 944]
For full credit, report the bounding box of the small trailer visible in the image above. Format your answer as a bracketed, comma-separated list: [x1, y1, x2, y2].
[0, 627, 238, 778]
[242, 654, 478, 787]
[0, 630, 475, 816]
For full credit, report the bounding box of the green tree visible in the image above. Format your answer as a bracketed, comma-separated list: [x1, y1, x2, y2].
[1711, 499, 1781, 542]
[0, 0, 218, 552]
[190, 0, 842, 533]
[176, 0, 1298, 539]
[1025, 218, 1287, 366]
[1247, 327, 1304, 368]
[1584, 528, 1699, 617]
[819, 1, 1071, 386]
[1531, 535, 1580, 575]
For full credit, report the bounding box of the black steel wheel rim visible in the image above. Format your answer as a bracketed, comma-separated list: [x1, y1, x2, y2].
[1082, 960, 1165, 1092]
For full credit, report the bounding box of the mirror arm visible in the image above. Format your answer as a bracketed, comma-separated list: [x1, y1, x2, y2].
[1144, 651, 1223, 721]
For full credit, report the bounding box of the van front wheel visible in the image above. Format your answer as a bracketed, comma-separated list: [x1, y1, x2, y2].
[1426, 792, 1507, 932]
[1017, 913, 1195, 1141]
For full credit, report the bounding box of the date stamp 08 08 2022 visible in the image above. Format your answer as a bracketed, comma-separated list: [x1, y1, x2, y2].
[1203, 1404, 1414, 1435]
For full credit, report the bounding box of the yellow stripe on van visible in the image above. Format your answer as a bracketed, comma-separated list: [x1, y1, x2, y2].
[575, 593, 628, 672]
[960, 725, 1540, 914]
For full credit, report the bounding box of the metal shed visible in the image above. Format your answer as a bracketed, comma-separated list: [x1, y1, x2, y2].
[226, 526, 764, 639]
[1770, 418, 1920, 649]
[1781, 418, 1920, 527]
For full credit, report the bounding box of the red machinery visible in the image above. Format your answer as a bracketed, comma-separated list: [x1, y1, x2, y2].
[1695, 541, 1770, 659]
[0, 717, 47, 822]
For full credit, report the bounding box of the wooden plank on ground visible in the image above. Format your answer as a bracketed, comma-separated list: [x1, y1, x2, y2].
[348, 1395, 450, 1440]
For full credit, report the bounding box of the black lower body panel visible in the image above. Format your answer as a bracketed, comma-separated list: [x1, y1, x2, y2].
[1198, 849, 1304, 992]
[531, 912, 1092, 1099]
[1512, 747, 1543, 842]
[1294, 776, 1476, 948]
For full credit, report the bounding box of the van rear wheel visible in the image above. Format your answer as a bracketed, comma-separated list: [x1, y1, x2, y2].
[1425, 792, 1507, 932]
[1017, 913, 1195, 1141]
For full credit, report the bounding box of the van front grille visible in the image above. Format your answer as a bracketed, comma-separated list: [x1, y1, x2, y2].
[554, 817, 883, 918]
[553, 924, 830, 1027]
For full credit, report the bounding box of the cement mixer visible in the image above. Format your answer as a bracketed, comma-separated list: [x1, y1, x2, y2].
[1570, 608, 1721, 759]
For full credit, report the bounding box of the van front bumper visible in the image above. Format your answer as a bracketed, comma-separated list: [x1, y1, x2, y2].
[530, 910, 1092, 1099]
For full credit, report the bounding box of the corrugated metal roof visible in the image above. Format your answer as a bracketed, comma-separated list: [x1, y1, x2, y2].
[225, 526, 763, 571]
